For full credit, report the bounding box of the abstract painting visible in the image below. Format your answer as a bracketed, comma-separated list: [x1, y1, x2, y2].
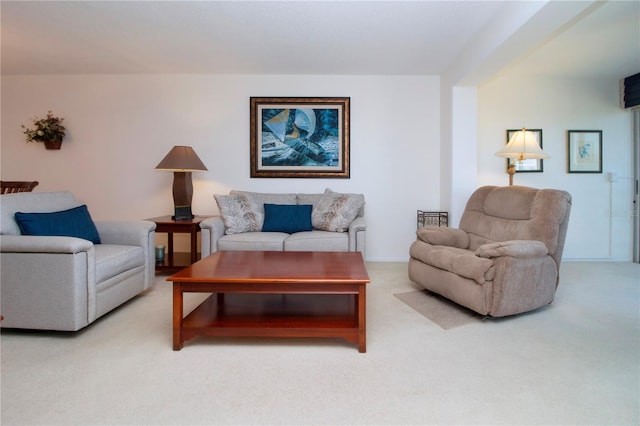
[250, 97, 350, 178]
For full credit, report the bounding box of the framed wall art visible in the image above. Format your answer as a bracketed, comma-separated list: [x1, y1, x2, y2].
[250, 97, 350, 178]
[567, 130, 602, 173]
[506, 129, 544, 172]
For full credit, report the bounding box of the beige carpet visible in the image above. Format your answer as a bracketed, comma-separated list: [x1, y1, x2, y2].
[394, 289, 484, 329]
[2, 262, 639, 425]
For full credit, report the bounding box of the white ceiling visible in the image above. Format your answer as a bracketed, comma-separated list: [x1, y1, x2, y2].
[1, 1, 638, 81]
[503, 0, 639, 80]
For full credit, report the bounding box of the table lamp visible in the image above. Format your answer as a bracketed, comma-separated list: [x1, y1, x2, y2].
[155, 146, 208, 220]
[495, 128, 549, 186]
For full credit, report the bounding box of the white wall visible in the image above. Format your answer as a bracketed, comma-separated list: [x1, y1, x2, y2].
[3, 72, 634, 261]
[1, 74, 441, 261]
[449, 86, 479, 226]
[478, 75, 634, 261]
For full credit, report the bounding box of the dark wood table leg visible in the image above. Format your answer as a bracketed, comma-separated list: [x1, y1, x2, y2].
[173, 283, 184, 350]
[358, 284, 366, 353]
[190, 229, 198, 264]
[167, 233, 174, 263]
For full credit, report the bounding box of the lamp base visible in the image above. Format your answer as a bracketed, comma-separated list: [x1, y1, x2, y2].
[173, 206, 194, 221]
[507, 164, 516, 186]
[171, 171, 194, 221]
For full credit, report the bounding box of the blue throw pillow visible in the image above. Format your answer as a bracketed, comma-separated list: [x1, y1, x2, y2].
[15, 205, 101, 244]
[262, 204, 313, 234]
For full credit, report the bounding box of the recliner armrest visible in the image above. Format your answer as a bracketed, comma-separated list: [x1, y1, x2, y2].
[475, 240, 548, 259]
[416, 227, 469, 249]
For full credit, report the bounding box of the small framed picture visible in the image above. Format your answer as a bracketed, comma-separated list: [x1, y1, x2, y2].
[506, 129, 543, 172]
[567, 130, 602, 173]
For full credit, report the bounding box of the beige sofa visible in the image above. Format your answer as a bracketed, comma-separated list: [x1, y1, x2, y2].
[200, 189, 366, 257]
[408, 185, 571, 317]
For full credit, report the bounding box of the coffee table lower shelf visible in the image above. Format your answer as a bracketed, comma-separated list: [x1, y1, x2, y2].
[175, 292, 365, 351]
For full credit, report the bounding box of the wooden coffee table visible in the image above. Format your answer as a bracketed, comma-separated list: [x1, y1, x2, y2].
[167, 251, 370, 352]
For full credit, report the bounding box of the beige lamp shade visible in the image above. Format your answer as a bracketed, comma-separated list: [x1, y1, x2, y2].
[495, 129, 549, 160]
[495, 128, 549, 186]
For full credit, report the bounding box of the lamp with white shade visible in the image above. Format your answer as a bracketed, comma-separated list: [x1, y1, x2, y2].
[495, 128, 549, 186]
[155, 146, 208, 221]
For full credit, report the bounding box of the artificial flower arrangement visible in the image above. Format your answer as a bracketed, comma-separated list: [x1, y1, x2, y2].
[22, 111, 66, 144]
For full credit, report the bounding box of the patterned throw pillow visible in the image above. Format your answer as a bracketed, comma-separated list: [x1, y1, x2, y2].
[214, 193, 264, 235]
[312, 189, 365, 232]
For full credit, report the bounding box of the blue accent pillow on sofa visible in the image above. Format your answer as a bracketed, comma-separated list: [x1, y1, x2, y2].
[262, 204, 313, 234]
[15, 205, 101, 244]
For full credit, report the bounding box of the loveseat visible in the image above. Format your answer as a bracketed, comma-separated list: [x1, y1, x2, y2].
[200, 189, 366, 257]
[0, 191, 156, 331]
[408, 185, 572, 317]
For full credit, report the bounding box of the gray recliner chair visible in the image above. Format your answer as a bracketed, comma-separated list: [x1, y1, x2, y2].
[408, 185, 572, 317]
[1, 191, 156, 331]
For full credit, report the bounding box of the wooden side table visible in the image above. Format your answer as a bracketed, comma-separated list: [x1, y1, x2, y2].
[147, 215, 209, 274]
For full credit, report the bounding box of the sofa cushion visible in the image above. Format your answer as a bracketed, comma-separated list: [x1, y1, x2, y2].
[215, 193, 263, 234]
[296, 193, 324, 208]
[284, 230, 349, 252]
[94, 244, 144, 284]
[312, 189, 365, 232]
[231, 191, 297, 213]
[1, 191, 80, 236]
[14, 205, 101, 244]
[460, 186, 571, 259]
[218, 232, 287, 251]
[483, 186, 538, 220]
[262, 204, 313, 234]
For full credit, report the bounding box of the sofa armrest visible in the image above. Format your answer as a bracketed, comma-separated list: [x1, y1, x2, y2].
[95, 220, 156, 290]
[200, 216, 226, 257]
[349, 216, 366, 233]
[1, 235, 97, 330]
[95, 220, 156, 246]
[475, 240, 548, 259]
[0, 234, 93, 253]
[416, 227, 469, 249]
[348, 216, 367, 256]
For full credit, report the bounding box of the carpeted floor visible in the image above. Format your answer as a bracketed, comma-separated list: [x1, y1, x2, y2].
[1, 261, 639, 425]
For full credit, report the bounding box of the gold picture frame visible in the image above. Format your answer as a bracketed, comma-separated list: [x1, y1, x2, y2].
[250, 97, 350, 178]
